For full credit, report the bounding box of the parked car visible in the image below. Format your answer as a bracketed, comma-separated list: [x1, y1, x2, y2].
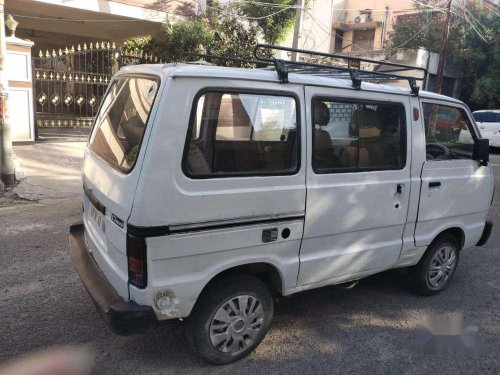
[69, 59, 494, 364]
[473, 110, 500, 147]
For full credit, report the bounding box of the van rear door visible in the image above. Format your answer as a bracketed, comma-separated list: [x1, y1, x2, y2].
[82, 74, 160, 299]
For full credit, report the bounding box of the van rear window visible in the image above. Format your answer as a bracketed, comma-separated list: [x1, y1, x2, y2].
[89, 76, 159, 173]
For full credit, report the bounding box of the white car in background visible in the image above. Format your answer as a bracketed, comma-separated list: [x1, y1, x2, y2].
[473, 110, 500, 147]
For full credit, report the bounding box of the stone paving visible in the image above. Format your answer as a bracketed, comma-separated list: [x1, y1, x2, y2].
[11, 142, 86, 203]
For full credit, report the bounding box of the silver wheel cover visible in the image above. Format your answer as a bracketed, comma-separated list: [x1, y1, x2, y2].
[209, 295, 264, 353]
[428, 245, 457, 289]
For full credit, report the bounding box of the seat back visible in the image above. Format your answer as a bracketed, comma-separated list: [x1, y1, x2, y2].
[347, 108, 384, 167]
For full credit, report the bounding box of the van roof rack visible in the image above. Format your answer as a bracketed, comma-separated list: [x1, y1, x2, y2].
[182, 52, 272, 68]
[181, 45, 427, 96]
[253, 44, 427, 96]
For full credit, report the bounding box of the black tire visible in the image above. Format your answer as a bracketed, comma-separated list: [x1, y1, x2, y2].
[408, 234, 460, 296]
[185, 274, 274, 364]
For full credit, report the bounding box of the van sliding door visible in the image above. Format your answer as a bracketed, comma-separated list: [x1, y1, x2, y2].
[298, 86, 412, 288]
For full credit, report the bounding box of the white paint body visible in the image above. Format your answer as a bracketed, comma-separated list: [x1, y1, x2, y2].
[81, 64, 493, 320]
[474, 110, 500, 147]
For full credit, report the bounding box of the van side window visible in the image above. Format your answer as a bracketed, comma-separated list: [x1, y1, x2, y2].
[422, 103, 475, 161]
[183, 91, 299, 177]
[312, 99, 406, 173]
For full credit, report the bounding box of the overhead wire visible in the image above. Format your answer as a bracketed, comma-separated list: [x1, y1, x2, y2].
[413, 0, 488, 41]
[13, 0, 495, 45]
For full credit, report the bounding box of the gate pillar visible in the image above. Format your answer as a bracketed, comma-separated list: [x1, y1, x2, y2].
[6, 36, 34, 144]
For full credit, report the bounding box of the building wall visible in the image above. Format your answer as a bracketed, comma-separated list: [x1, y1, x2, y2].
[334, 0, 417, 52]
[281, 0, 420, 54]
[6, 0, 189, 51]
[280, 0, 335, 54]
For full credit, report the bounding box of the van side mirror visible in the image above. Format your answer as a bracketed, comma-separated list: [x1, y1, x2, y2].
[473, 138, 489, 166]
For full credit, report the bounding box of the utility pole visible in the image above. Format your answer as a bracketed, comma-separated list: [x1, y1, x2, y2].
[291, 0, 304, 62]
[0, 0, 15, 186]
[435, 0, 452, 94]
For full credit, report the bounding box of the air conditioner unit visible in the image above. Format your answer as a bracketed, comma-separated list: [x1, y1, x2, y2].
[354, 14, 370, 24]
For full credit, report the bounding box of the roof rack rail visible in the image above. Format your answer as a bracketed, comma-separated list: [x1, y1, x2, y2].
[253, 44, 427, 95]
[182, 52, 272, 68]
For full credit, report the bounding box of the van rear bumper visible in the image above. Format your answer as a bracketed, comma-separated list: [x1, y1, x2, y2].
[69, 223, 155, 335]
[476, 220, 493, 247]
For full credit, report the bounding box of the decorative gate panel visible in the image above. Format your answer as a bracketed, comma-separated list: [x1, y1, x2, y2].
[32, 42, 160, 141]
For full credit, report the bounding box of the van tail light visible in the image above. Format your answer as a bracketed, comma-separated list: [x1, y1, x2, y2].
[127, 234, 147, 289]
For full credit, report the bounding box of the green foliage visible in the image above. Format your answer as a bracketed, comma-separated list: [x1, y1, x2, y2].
[388, 12, 443, 52]
[125, 0, 296, 62]
[130, 12, 260, 66]
[450, 11, 499, 109]
[122, 36, 153, 55]
[238, 0, 296, 44]
[206, 14, 260, 62]
[157, 16, 213, 63]
[470, 22, 500, 109]
[388, 3, 500, 109]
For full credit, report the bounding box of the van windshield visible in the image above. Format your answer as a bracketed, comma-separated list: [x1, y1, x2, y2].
[89, 76, 159, 173]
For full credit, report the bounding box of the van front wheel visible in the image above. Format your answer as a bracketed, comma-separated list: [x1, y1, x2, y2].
[408, 234, 460, 296]
[186, 274, 274, 364]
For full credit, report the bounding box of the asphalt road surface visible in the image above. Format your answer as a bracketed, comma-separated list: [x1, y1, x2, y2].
[1, 152, 500, 375]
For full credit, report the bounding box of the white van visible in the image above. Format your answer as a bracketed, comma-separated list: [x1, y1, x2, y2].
[69, 48, 494, 364]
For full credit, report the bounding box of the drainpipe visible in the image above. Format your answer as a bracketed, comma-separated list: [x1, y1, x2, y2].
[381, 6, 389, 49]
[423, 49, 431, 90]
[0, 2, 16, 186]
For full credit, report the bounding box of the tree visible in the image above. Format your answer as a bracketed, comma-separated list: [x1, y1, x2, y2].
[450, 10, 499, 109]
[126, 0, 297, 63]
[207, 14, 260, 62]
[157, 16, 214, 62]
[124, 10, 260, 66]
[388, 2, 500, 109]
[388, 11, 443, 52]
[238, 0, 297, 45]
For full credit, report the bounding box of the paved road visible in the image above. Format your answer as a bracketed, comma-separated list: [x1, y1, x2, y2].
[1, 148, 500, 374]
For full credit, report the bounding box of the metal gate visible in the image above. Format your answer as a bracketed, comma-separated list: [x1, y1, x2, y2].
[32, 42, 162, 141]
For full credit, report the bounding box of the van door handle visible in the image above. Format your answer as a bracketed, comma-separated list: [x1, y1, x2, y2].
[429, 181, 441, 188]
[396, 184, 403, 194]
[262, 228, 278, 243]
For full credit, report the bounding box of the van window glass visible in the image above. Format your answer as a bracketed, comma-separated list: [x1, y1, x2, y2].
[89, 76, 159, 173]
[184, 92, 298, 177]
[474, 112, 500, 123]
[423, 103, 475, 161]
[312, 99, 406, 173]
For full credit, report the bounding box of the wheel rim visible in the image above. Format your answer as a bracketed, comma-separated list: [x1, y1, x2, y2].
[427, 245, 457, 289]
[209, 295, 264, 354]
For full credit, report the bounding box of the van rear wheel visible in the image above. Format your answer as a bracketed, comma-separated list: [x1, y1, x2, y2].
[186, 274, 274, 364]
[408, 234, 460, 296]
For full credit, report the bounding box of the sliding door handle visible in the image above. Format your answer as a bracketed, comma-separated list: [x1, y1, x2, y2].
[429, 181, 441, 188]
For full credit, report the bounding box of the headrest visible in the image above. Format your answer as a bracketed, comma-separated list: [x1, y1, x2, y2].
[377, 106, 400, 132]
[349, 108, 382, 138]
[314, 101, 330, 127]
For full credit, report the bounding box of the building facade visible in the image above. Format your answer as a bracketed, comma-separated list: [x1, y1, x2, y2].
[4, 0, 196, 142]
[6, 0, 197, 51]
